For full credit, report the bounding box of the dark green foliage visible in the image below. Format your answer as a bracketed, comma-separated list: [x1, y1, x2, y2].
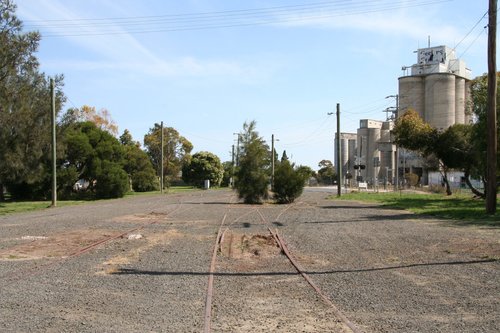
[317, 159, 335, 185]
[132, 170, 158, 192]
[6, 180, 49, 201]
[272, 160, 308, 204]
[0, 1, 65, 200]
[281, 150, 289, 162]
[436, 124, 476, 171]
[296, 165, 314, 176]
[121, 130, 158, 192]
[182, 151, 223, 188]
[95, 161, 129, 199]
[469, 73, 500, 186]
[393, 109, 454, 194]
[235, 121, 270, 204]
[58, 121, 127, 199]
[220, 161, 234, 187]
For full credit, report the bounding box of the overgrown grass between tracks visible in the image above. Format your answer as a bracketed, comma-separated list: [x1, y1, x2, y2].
[331, 191, 500, 227]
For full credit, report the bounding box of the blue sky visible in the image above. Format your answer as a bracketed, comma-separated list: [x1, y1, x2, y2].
[16, 0, 494, 170]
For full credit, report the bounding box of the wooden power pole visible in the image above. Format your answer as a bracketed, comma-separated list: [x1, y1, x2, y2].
[486, 0, 497, 214]
[160, 121, 164, 194]
[50, 78, 57, 207]
[336, 103, 342, 197]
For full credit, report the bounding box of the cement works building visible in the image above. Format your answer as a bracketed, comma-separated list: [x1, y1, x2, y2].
[336, 45, 472, 187]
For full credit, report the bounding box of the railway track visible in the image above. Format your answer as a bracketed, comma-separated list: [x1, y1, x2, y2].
[1, 189, 497, 332]
[203, 199, 362, 333]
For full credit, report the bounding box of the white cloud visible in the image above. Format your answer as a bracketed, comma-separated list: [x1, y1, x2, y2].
[277, 10, 462, 41]
[40, 56, 269, 81]
[18, 1, 277, 81]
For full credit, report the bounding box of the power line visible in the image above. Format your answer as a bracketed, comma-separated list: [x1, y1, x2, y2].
[454, 10, 488, 51]
[23, 0, 452, 37]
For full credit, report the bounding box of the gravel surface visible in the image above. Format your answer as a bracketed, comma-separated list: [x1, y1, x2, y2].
[0, 188, 498, 332]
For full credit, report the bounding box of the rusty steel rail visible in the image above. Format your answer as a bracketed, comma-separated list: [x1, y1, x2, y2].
[257, 207, 363, 333]
[273, 230, 363, 333]
[203, 201, 362, 333]
[203, 213, 227, 333]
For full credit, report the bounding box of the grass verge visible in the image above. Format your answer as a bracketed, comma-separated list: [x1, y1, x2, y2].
[0, 186, 205, 216]
[331, 191, 500, 227]
[0, 200, 86, 216]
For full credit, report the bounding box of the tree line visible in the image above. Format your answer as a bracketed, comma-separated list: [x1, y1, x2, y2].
[0, 1, 317, 203]
[0, 1, 198, 200]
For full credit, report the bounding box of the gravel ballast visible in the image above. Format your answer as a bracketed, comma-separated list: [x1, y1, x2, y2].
[0, 188, 498, 332]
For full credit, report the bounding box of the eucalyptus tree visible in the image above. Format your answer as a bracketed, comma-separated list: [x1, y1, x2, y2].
[143, 123, 193, 185]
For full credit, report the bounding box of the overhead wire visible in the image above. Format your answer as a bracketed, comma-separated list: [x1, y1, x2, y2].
[22, 0, 453, 37]
[453, 10, 488, 52]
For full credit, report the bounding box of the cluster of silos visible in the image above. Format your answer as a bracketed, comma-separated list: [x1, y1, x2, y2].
[378, 121, 395, 183]
[357, 120, 382, 184]
[399, 72, 471, 130]
[336, 133, 357, 181]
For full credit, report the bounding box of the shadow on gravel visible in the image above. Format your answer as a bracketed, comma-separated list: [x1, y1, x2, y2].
[312, 258, 499, 274]
[111, 268, 299, 276]
[322, 204, 500, 228]
[320, 205, 382, 209]
[180, 202, 236, 205]
[305, 213, 417, 224]
[111, 258, 497, 277]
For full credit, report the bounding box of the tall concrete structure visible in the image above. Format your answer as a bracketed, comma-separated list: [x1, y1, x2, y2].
[336, 45, 472, 188]
[396, 45, 472, 184]
[399, 45, 472, 130]
[356, 120, 396, 185]
[335, 132, 357, 182]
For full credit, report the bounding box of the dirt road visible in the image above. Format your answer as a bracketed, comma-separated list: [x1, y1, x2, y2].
[0, 189, 498, 332]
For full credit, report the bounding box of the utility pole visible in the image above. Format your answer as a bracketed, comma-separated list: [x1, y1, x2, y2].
[233, 133, 240, 167]
[50, 78, 57, 207]
[271, 134, 276, 188]
[386, 94, 399, 191]
[231, 144, 235, 188]
[486, 0, 497, 214]
[336, 103, 342, 197]
[160, 121, 164, 194]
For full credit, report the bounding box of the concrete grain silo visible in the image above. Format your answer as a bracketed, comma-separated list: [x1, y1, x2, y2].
[455, 77, 466, 124]
[395, 45, 472, 185]
[399, 76, 425, 118]
[335, 133, 357, 180]
[425, 73, 456, 130]
[357, 120, 382, 184]
[399, 45, 471, 130]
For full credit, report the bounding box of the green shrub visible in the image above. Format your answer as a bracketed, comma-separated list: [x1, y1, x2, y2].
[182, 151, 224, 188]
[132, 170, 159, 192]
[273, 160, 308, 204]
[95, 162, 129, 198]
